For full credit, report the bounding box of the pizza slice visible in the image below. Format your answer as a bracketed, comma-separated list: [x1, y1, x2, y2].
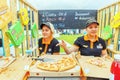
[87, 58, 106, 67]
[57, 57, 76, 71]
[37, 57, 77, 72]
[37, 62, 58, 71]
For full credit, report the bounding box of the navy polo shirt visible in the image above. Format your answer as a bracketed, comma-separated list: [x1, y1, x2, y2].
[38, 38, 60, 55]
[74, 36, 106, 56]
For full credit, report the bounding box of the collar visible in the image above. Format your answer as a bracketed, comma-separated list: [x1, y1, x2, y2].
[84, 34, 98, 42]
[42, 36, 53, 44]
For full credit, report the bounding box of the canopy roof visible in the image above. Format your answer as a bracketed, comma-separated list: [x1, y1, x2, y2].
[27, 0, 118, 10]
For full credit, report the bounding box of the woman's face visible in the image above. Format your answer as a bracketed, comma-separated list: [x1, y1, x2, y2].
[42, 26, 52, 38]
[86, 23, 98, 36]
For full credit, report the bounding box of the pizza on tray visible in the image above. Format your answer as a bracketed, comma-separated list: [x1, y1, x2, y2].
[57, 57, 76, 71]
[87, 57, 106, 67]
[37, 57, 76, 72]
[37, 62, 59, 71]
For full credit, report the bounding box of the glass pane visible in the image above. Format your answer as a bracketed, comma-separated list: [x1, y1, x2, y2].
[0, 30, 4, 56]
[118, 29, 120, 51]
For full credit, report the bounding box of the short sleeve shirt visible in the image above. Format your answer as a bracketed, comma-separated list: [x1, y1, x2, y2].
[38, 38, 60, 55]
[74, 36, 106, 56]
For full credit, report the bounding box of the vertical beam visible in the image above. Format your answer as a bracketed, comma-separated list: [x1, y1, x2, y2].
[118, 2, 120, 12]
[10, 0, 17, 23]
[0, 0, 10, 57]
[110, 5, 116, 58]
[34, 11, 39, 29]
[24, 5, 30, 50]
[98, 11, 102, 37]
[34, 11, 39, 56]
[105, 8, 111, 46]
[2, 26, 10, 56]
[113, 28, 119, 50]
[105, 8, 109, 26]
[101, 10, 105, 37]
[113, 3, 120, 51]
[19, 0, 26, 56]
[10, 0, 20, 57]
[97, 10, 100, 36]
[30, 9, 34, 56]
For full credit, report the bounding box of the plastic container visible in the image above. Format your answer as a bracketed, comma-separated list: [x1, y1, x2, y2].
[110, 54, 120, 80]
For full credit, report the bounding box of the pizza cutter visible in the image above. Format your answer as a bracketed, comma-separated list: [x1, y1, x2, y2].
[32, 57, 55, 62]
[32, 57, 44, 62]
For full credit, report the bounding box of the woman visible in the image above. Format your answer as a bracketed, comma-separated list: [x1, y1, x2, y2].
[38, 22, 60, 55]
[58, 19, 108, 57]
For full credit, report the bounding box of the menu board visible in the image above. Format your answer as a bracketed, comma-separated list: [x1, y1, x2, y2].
[39, 10, 97, 29]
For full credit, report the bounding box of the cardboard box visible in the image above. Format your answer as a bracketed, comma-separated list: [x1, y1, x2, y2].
[30, 55, 81, 77]
[78, 56, 112, 79]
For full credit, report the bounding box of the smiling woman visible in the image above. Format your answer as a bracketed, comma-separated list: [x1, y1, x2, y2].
[38, 22, 60, 55]
[58, 19, 108, 57]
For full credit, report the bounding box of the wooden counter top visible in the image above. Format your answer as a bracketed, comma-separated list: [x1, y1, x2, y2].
[0, 56, 32, 80]
[0, 55, 113, 80]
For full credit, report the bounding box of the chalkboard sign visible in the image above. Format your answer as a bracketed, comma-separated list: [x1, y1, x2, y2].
[39, 10, 97, 29]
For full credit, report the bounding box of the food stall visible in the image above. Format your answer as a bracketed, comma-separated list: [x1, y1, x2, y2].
[0, 0, 118, 80]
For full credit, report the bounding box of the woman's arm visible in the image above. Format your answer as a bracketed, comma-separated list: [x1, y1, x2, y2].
[53, 52, 59, 55]
[101, 49, 108, 57]
[64, 45, 79, 54]
[57, 40, 79, 54]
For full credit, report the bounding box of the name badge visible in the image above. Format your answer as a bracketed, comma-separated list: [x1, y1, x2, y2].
[39, 47, 42, 50]
[48, 48, 52, 52]
[83, 45, 88, 48]
[97, 44, 103, 49]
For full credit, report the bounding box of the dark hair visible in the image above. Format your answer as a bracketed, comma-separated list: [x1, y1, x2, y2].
[40, 22, 51, 29]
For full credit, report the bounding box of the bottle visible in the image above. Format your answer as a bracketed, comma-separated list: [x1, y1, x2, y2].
[110, 54, 120, 80]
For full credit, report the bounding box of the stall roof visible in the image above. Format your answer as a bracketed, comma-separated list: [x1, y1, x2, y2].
[27, 0, 118, 10]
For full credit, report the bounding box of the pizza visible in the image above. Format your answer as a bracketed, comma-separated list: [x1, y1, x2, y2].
[37, 57, 76, 71]
[37, 62, 58, 71]
[87, 57, 106, 67]
[57, 57, 76, 71]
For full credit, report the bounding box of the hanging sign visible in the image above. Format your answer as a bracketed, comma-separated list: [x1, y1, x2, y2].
[31, 23, 38, 38]
[6, 21, 25, 47]
[19, 8, 29, 26]
[101, 25, 112, 40]
[111, 12, 120, 28]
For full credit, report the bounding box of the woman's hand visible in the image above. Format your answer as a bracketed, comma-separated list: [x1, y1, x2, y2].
[56, 40, 79, 54]
[101, 49, 108, 58]
[56, 40, 67, 49]
[56, 40, 71, 54]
